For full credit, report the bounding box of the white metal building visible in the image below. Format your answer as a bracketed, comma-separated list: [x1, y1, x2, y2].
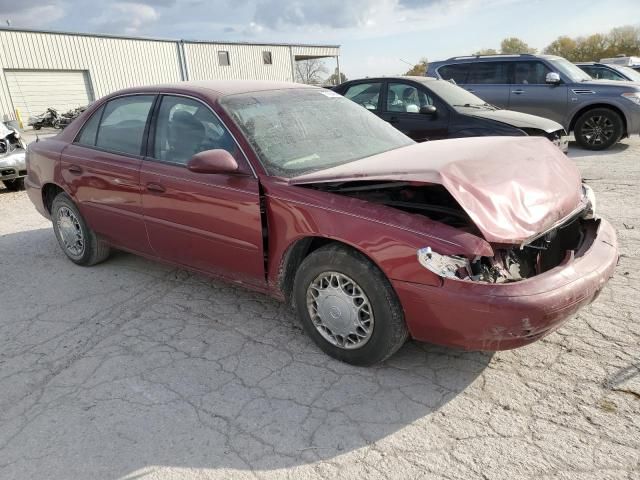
[0, 28, 340, 122]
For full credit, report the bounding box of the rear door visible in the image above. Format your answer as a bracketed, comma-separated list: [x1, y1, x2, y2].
[140, 94, 265, 286]
[378, 81, 449, 141]
[61, 94, 156, 255]
[463, 61, 511, 108]
[508, 61, 568, 124]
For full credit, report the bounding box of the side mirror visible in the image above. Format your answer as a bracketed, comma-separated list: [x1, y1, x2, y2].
[546, 72, 561, 85]
[420, 105, 437, 115]
[187, 149, 239, 174]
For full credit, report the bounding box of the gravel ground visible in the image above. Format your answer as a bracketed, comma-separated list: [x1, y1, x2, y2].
[0, 136, 638, 480]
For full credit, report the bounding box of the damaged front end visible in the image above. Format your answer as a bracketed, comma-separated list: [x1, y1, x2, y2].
[418, 196, 595, 284]
[0, 122, 27, 185]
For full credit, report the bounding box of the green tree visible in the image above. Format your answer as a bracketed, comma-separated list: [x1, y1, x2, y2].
[543, 36, 578, 60]
[608, 26, 640, 56]
[473, 48, 498, 55]
[404, 58, 428, 76]
[500, 37, 537, 54]
[574, 33, 610, 61]
[327, 68, 348, 86]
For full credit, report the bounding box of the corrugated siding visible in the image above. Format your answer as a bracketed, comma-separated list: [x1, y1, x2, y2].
[0, 30, 182, 120]
[0, 30, 340, 121]
[185, 43, 294, 82]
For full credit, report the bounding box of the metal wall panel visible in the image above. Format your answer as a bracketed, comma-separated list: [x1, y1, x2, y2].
[0, 29, 340, 121]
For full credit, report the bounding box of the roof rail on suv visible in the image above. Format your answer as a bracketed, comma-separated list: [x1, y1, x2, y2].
[446, 53, 537, 60]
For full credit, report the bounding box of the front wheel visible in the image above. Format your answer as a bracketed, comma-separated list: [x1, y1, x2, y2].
[293, 244, 408, 366]
[2, 178, 25, 191]
[574, 108, 623, 150]
[51, 193, 111, 266]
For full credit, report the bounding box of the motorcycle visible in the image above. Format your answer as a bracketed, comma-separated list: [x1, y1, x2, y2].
[28, 107, 60, 130]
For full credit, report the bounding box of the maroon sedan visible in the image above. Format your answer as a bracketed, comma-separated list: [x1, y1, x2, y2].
[25, 81, 618, 365]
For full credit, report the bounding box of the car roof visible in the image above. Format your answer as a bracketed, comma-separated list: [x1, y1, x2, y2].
[106, 80, 316, 100]
[432, 54, 562, 64]
[343, 76, 440, 84]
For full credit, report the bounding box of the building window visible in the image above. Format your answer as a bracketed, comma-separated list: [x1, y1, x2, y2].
[263, 51, 273, 65]
[218, 51, 230, 66]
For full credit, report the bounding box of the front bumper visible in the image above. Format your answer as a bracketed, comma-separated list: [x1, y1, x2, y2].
[393, 218, 618, 351]
[0, 150, 26, 181]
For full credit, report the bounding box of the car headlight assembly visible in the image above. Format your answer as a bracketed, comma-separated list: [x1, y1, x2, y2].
[621, 92, 640, 105]
[582, 183, 597, 220]
[417, 247, 471, 279]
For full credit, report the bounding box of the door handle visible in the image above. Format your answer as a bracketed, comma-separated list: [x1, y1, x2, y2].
[511, 89, 525, 94]
[68, 165, 82, 175]
[146, 183, 166, 193]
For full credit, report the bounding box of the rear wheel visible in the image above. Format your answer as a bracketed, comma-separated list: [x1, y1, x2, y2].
[293, 244, 408, 366]
[574, 108, 623, 150]
[2, 178, 24, 191]
[51, 193, 110, 266]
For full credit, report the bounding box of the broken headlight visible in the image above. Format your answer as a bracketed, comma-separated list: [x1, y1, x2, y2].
[582, 183, 596, 220]
[417, 247, 470, 278]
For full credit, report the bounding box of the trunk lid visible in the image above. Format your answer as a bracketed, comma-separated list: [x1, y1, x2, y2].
[289, 136, 584, 245]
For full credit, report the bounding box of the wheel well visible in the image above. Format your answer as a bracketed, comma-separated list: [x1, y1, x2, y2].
[279, 237, 380, 304]
[569, 103, 628, 136]
[42, 183, 65, 214]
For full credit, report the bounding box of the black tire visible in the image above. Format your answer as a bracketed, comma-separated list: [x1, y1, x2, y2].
[51, 193, 111, 266]
[33, 124, 42, 130]
[293, 244, 408, 366]
[2, 178, 24, 191]
[574, 108, 623, 150]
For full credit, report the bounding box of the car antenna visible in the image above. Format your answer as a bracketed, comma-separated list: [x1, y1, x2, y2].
[35, 133, 39, 143]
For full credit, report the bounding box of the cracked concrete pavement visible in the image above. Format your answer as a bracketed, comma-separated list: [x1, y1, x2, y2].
[0, 136, 639, 480]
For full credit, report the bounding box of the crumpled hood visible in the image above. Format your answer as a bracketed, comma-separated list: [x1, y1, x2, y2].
[289, 136, 584, 245]
[462, 108, 564, 133]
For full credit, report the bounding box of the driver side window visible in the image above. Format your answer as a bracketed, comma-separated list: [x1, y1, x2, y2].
[386, 83, 432, 113]
[152, 96, 237, 165]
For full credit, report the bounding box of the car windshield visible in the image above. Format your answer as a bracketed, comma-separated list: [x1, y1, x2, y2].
[611, 65, 640, 82]
[220, 88, 414, 177]
[548, 57, 592, 82]
[424, 79, 495, 109]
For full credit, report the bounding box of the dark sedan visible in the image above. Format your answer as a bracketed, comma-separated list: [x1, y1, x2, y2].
[334, 76, 568, 152]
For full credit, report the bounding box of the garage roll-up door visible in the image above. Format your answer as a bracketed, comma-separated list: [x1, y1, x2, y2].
[5, 70, 93, 118]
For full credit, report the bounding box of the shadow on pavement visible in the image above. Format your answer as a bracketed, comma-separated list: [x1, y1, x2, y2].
[0, 227, 493, 478]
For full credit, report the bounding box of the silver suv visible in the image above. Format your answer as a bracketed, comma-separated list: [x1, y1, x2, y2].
[427, 54, 640, 150]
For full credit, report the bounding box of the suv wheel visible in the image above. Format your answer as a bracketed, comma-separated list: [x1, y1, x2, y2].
[574, 108, 623, 150]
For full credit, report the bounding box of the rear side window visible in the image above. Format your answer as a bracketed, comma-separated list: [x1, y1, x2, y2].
[95, 95, 155, 156]
[590, 67, 625, 81]
[75, 105, 104, 146]
[513, 61, 551, 84]
[437, 64, 469, 84]
[343, 82, 382, 111]
[467, 62, 510, 84]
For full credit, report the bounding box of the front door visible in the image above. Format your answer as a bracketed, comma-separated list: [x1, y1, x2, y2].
[379, 81, 449, 141]
[508, 61, 568, 125]
[61, 94, 156, 255]
[140, 95, 265, 286]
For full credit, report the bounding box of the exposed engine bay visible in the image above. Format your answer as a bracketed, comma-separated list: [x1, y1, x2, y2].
[307, 180, 593, 284]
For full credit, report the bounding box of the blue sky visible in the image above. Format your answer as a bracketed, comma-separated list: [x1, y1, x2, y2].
[1, 0, 639, 78]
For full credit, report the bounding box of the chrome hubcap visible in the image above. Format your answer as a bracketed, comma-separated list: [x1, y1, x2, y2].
[56, 206, 84, 257]
[306, 272, 374, 350]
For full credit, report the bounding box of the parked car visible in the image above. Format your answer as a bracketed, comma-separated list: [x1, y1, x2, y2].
[0, 121, 27, 191]
[599, 56, 640, 72]
[575, 62, 640, 82]
[25, 81, 617, 365]
[333, 76, 568, 152]
[427, 53, 640, 150]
